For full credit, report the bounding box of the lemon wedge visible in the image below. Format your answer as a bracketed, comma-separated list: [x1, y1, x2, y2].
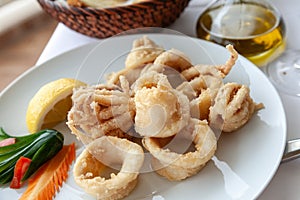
[26, 78, 86, 133]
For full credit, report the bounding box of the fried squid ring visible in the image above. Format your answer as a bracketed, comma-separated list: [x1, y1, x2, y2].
[176, 65, 224, 120]
[106, 66, 144, 88]
[67, 80, 135, 143]
[125, 36, 164, 69]
[177, 44, 237, 100]
[133, 71, 190, 138]
[142, 118, 217, 181]
[209, 82, 264, 133]
[153, 48, 192, 73]
[177, 64, 224, 101]
[189, 89, 212, 120]
[73, 136, 144, 200]
[132, 70, 172, 92]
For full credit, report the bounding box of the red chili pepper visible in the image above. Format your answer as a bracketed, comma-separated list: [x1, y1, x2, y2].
[10, 156, 32, 189]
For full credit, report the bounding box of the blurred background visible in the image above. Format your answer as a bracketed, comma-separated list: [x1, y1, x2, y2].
[0, 0, 58, 91]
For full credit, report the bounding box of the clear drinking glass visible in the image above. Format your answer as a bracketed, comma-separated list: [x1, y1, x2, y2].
[266, 47, 300, 96]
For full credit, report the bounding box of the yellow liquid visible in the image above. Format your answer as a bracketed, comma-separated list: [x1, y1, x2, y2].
[196, 2, 286, 67]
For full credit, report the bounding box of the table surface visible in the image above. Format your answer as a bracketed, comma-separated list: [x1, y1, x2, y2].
[34, 0, 300, 199]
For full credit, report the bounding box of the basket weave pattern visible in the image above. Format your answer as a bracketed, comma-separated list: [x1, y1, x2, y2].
[38, 0, 190, 38]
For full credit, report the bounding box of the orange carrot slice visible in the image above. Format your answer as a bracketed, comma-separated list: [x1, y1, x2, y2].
[19, 143, 76, 200]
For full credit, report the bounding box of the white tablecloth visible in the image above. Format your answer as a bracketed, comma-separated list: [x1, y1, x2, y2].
[37, 0, 300, 199]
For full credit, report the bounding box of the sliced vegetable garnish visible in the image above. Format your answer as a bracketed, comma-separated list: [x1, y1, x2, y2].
[10, 156, 31, 189]
[0, 138, 16, 147]
[20, 143, 76, 200]
[0, 128, 64, 185]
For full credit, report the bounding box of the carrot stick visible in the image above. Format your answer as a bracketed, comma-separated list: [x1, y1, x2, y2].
[19, 143, 76, 200]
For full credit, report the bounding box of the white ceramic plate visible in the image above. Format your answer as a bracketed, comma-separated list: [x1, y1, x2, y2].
[0, 34, 286, 200]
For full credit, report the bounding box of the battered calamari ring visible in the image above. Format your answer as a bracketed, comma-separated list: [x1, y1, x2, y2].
[132, 70, 172, 92]
[73, 136, 144, 200]
[153, 48, 192, 72]
[133, 71, 190, 138]
[136, 62, 186, 89]
[106, 66, 144, 88]
[176, 45, 238, 119]
[125, 36, 164, 69]
[177, 64, 224, 100]
[209, 82, 264, 132]
[142, 118, 217, 181]
[176, 64, 224, 120]
[177, 44, 237, 99]
[189, 89, 212, 120]
[67, 80, 135, 143]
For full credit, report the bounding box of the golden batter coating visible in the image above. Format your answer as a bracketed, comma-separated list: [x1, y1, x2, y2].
[67, 80, 135, 143]
[153, 48, 192, 73]
[189, 89, 213, 120]
[177, 64, 224, 100]
[125, 36, 164, 69]
[216, 44, 238, 77]
[176, 44, 238, 121]
[134, 71, 190, 138]
[106, 66, 144, 88]
[73, 136, 144, 200]
[142, 118, 217, 181]
[209, 82, 264, 133]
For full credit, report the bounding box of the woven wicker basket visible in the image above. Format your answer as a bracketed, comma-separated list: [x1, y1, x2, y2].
[37, 0, 190, 38]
